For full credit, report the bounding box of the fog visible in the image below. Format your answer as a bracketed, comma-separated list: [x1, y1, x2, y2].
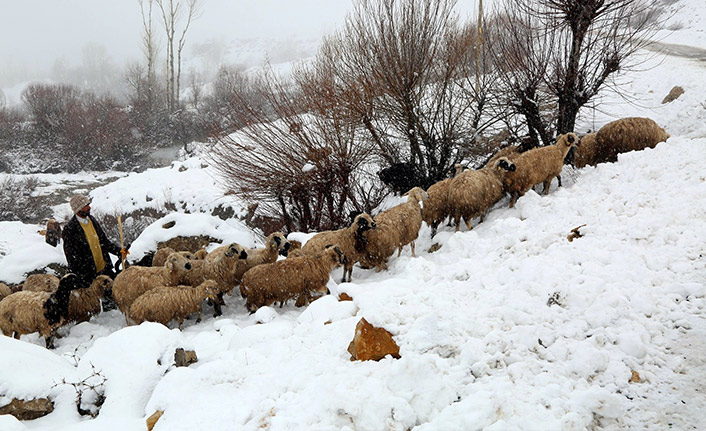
[0, 0, 479, 105]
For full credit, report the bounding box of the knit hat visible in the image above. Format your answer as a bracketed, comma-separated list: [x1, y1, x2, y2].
[69, 195, 91, 214]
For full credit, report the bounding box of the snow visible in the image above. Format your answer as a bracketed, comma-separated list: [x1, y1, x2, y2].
[1, 1, 706, 430]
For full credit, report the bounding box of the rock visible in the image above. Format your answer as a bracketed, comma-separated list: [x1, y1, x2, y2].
[146, 410, 164, 431]
[338, 293, 353, 301]
[174, 348, 198, 367]
[347, 318, 400, 361]
[0, 397, 54, 420]
[427, 243, 442, 253]
[662, 86, 684, 104]
[630, 370, 641, 383]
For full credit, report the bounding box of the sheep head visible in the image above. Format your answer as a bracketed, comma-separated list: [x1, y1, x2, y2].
[93, 275, 113, 297]
[404, 187, 429, 203]
[224, 243, 249, 260]
[495, 157, 516, 172]
[557, 132, 579, 149]
[267, 232, 290, 256]
[199, 280, 220, 302]
[165, 252, 192, 272]
[324, 244, 347, 267]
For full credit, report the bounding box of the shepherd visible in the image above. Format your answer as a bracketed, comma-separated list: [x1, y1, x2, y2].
[61, 195, 129, 310]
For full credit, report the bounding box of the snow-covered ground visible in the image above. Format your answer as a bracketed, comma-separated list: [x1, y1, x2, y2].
[1, 1, 706, 430]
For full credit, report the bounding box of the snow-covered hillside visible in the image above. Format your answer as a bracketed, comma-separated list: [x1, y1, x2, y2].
[1, 0, 706, 430]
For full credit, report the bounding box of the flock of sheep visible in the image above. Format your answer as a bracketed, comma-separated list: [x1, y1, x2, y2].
[0, 117, 670, 349]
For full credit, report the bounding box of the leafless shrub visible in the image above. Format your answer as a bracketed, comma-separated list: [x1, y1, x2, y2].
[209, 65, 386, 233]
[53, 361, 107, 418]
[0, 176, 51, 222]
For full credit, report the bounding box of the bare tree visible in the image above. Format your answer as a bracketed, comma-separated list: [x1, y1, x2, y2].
[497, 0, 661, 138]
[139, 0, 160, 109]
[310, 0, 499, 188]
[209, 65, 385, 233]
[155, 0, 202, 112]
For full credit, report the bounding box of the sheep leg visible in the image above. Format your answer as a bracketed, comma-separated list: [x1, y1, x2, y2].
[430, 223, 438, 239]
[45, 329, 56, 349]
[509, 192, 519, 208]
[557, 175, 562, 188]
[212, 294, 224, 317]
[13, 332, 20, 340]
[195, 309, 202, 324]
[543, 178, 553, 194]
[410, 241, 416, 257]
[464, 218, 472, 231]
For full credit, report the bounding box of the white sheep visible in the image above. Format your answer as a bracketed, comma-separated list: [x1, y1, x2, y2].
[0, 282, 13, 302]
[447, 156, 517, 231]
[0, 273, 81, 348]
[151, 247, 205, 267]
[241, 245, 346, 313]
[422, 164, 464, 238]
[112, 252, 193, 322]
[573, 117, 669, 168]
[299, 213, 376, 283]
[128, 280, 220, 328]
[22, 273, 60, 292]
[502, 133, 579, 208]
[360, 187, 428, 272]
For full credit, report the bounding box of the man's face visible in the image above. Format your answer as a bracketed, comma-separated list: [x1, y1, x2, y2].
[77, 205, 91, 218]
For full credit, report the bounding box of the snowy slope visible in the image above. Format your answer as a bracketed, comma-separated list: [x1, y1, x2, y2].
[1, 135, 704, 431]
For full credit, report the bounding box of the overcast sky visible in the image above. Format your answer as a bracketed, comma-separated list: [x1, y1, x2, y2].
[0, 0, 480, 99]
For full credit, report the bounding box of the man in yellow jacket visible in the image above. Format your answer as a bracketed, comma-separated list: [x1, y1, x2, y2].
[61, 195, 126, 309]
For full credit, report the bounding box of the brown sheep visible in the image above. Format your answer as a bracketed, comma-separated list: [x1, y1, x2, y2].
[152, 247, 203, 267]
[360, 187, 428, 272]
[183, 243, 249, 316]
[447, 157, 517, 232]
[241, 245, 346, 313]
[0, 282, 12, 302]
[0, 273, 81, 348]
[502, 133, 579, 208]
[24, 274, 113, 323]
[22, 273, 60, 293]
[112, 252, 193, 321]
[66, 275, 113, 323]
[422, 164, 465, 238]
[573, 117, 669, 168]
[299, 214, 376, 283]
[128, 280, 220, 329]
[232, 232, 290, 285]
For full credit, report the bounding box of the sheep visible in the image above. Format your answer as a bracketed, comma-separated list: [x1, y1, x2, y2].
[241, 245, 346, 313]
[151, 247, 203, 267]
[422, 164, 464, 238]
[23, 274, 112, 323]
[377, 162, 420, 195]
[66, 275, 113, 323]
[502, 132, 579, 208]
[573, 117, 669, 168]
[22, 273, 60, 293]
[181, 242, 249, 316]
[447, 157, 517, 231]
[0, 273, 80, 348]
[360, 187, 428, 272]
[232, 232, 290, 283]
[0, 283, 11, 302]
[112, 252, 193, 321]
[298, 213, 376, 283]
[128, 280, 220, 329]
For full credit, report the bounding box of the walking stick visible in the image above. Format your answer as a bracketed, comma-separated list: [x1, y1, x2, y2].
[117, 215, 127, 270]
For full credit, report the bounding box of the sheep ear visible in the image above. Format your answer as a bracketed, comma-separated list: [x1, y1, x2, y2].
[240, 250, 248, 259]
[567, 133, 576, 144]
[274, 236, 282, 247]
[166, 260, 174, 271]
